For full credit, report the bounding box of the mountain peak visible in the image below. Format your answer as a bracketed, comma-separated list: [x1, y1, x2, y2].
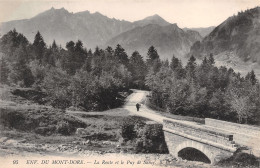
[47, 7, 68, 12]
[133, 14, 170, 27]
[144, 14, 163, 20]
[33, 7, 70, 18]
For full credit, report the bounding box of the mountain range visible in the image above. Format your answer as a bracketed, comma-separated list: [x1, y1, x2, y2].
[0, 7, 203, 59]
[0, 7, 134, 49]
[1, 6, 260, 72]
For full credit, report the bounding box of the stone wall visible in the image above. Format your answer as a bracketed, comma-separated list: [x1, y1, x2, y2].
[163, 119, 235, 147]
[205, 118, 260, 156]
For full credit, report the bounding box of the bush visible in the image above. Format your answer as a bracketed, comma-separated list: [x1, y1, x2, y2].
[50, 98, 71, 110]
[119, 120, 168, 154]
[121, 124, 136, 141]
[12, 89, 47, 104]
[232, 152, 259, 167]
[56, 121, 74, 136]
[218, 151, 260, 167]
[134, 123, 168, 154]
[120, 116, 146, 141]
[0, 108, 26, 129]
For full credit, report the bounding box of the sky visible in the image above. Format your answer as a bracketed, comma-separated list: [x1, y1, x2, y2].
[0, 0, 259, 28]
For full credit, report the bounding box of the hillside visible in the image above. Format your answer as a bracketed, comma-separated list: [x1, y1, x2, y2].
[189, 7, 260, 64]
[106, 24, 202, 60]
[183, 26, 215, 37]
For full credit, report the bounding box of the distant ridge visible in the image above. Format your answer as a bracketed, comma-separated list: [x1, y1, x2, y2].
[183, 26, 215, 37]
[0, 7, 134, 48]
[0, 7, 209, 60]
[189, 7, 260, 64]
[106, 23, 202, 59]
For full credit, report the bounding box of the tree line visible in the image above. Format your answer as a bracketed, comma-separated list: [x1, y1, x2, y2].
[0, 29, 147, 110]
[146, 53, 260, 125]
[0, 29, 259, 124]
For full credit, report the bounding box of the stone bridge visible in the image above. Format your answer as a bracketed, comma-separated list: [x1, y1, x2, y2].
[163, 119, 238, 165]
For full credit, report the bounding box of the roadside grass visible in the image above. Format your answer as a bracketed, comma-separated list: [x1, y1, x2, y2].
[68, 108, 130, 116]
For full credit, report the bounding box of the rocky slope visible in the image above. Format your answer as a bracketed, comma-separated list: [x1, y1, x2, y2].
[106, 24, 202, 60]
[189, 7, 260, 64]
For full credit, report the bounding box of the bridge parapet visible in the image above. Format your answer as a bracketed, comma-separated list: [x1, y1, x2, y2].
[205, 118, 260, 156]
[163, 119, 236, 149]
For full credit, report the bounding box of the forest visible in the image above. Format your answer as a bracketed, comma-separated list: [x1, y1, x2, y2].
[0, 29, 259, 125]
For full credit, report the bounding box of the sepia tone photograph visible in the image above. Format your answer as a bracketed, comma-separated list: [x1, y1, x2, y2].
[0, 0, 260, 167]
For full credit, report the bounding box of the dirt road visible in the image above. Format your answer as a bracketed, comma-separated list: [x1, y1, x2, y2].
[123, 90, 165, 122]
[123, 90, 198, 126]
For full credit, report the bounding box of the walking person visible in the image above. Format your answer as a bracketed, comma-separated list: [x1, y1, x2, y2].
[136, 103, 141, 111]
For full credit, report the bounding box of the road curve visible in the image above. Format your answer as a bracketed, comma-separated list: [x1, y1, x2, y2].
[123, 89, 197, 125]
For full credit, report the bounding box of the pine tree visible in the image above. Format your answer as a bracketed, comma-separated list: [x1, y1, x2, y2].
[146, 46, 161, 73]
[175, 61, 185, 79]
[147, 46, 159, 63]
[170, 55, 180, 71]
[42, 48, 55, 66]
[114, 44, 128, 66]
[245, 70, 257, 85]
[51, 40, 58, 50]
[64, 40, 87, 75]
[208, 53, 215, 65]
[105, 46, 114, 55]
[88, 49, 93, 57]
[74, 40, 87, 66]
[33, 31, 46, 63]
[94, 47, 101, 57]
[185, 55, 197, 82]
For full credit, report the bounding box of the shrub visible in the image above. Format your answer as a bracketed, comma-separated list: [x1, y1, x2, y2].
[232, 152, 259, 167]
[134, 123, 168, 154]
[119, 120, 169, 154]
[218, 151, 260, 167]
[0, 108, 25, 129]
[121, 124, 136, 141]
[12, 89, 47, 104]
[56, 121, 73, 136]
